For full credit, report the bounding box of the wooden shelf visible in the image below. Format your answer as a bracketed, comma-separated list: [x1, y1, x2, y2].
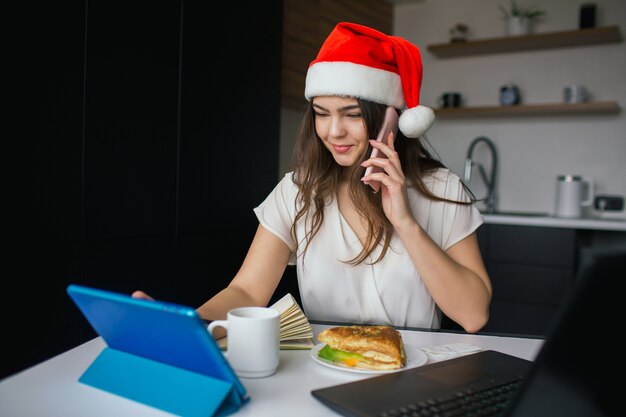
[433, 101, 621, 118]
[427, 26, 623, 58]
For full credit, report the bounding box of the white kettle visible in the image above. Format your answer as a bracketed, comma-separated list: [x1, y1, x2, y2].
[555, 175, 594, 218]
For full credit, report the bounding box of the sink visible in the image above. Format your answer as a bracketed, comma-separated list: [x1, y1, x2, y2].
[482, 211, 550, 217]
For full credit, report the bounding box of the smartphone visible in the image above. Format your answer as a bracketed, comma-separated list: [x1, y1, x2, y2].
[363, 106, 399, 193]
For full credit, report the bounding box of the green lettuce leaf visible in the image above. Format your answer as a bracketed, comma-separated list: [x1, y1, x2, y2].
[318, 345, 365, 364]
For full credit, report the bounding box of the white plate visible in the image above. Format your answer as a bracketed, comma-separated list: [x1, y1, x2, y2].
[310, 343, 428, 375]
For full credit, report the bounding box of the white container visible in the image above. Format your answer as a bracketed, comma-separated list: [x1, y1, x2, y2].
[505, 17, 531, 36]
[555, 175, 594, 218]
[563, 85, 589, 104]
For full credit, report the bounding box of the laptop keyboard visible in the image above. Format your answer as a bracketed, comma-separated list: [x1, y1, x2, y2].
[378, 379, 521, 417]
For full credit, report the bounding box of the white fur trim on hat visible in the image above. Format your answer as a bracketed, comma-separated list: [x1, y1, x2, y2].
[399, 105, 435, 138]
[305, 61, 405, 109]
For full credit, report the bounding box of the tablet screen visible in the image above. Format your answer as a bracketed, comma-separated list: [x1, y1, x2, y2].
[67, 284, 247, 400]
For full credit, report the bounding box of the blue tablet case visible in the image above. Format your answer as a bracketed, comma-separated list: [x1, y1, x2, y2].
[67, 284, 249, 417]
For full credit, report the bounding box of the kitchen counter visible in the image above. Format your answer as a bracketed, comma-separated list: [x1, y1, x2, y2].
[482, 213, 626, 231]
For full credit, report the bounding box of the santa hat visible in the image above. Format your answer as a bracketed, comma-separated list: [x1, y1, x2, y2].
[305, 22, 435, 138]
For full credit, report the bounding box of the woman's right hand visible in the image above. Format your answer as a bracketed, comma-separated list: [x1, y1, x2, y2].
[131, 290, 154, 301]
[361, 135, 414, 229]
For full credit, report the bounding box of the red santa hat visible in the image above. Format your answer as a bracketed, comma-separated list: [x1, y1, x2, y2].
[305, 22, 435, 138]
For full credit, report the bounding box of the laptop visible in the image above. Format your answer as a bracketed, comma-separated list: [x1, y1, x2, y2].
[312, 247, 624, 417]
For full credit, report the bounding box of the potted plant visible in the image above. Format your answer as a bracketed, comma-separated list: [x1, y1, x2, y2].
[499, 1, 546, 36]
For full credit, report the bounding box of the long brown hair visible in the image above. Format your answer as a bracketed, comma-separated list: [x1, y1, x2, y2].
[290, 99, 474, 265]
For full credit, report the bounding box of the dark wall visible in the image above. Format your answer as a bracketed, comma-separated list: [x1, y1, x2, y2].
[4, 0, 283, 379]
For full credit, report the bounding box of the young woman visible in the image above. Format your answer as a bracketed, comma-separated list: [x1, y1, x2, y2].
[135, 22, 492, 333]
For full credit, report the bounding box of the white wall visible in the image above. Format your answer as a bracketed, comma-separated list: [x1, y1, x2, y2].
[279, 0, 626, 220]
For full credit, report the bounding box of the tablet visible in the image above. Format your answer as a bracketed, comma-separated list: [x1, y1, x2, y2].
[67, 284, 247, 401]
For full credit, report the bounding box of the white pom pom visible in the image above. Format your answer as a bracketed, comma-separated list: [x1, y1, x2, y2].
[398, 105, 435, 138]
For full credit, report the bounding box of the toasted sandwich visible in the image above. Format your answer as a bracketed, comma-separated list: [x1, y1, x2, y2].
[317, 325, 406, 370]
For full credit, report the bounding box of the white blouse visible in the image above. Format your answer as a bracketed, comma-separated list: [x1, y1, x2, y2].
[253, 168, 483, 329]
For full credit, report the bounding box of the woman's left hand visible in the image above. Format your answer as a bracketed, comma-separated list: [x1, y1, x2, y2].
[131, 290, 155, 301]
[360, 134, 414, 228]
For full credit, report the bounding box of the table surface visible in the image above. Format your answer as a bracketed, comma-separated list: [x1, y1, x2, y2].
[0, 323, 544, 417]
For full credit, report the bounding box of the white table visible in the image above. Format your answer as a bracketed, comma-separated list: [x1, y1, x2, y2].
[0, 324, 544, 417]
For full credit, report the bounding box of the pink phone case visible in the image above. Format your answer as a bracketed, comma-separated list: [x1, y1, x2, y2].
[363, 107, 399, 193]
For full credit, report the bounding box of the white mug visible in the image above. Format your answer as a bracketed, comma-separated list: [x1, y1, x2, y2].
[555, 175, 594, 218]
[208, 306, 280, 378]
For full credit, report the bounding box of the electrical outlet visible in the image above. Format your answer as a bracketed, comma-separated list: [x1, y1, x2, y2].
[594, 195, 624, 212]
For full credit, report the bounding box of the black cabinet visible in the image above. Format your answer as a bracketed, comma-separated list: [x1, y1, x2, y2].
[5, 0, 282, 380]
[477, 224, 578, 336]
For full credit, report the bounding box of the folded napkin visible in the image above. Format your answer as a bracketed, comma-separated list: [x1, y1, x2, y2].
[420, 342, 482, 362]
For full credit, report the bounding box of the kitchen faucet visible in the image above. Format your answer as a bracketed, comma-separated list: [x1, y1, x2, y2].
[464, 136, 498, 214]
